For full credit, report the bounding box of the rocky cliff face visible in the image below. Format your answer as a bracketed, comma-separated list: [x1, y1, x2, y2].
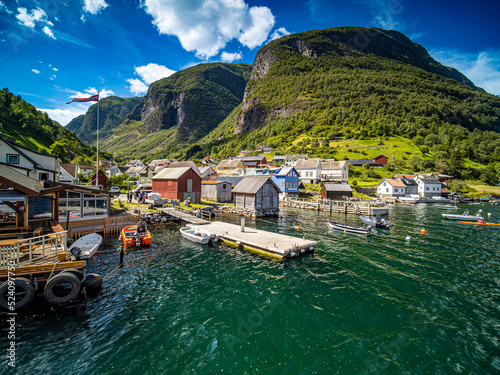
[235, 27, 478, 135]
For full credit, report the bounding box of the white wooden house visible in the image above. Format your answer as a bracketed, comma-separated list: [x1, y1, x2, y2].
[376, 179, 407, 198]
[414, 176, 442, 198]
[295, 158, 321, 183]
[321, 161, 348, 183]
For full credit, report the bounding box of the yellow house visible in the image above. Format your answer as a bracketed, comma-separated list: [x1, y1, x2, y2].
[216, 159, 247, 175]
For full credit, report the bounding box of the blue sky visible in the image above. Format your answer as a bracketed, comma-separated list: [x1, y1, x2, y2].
[1, 0, 499, 125]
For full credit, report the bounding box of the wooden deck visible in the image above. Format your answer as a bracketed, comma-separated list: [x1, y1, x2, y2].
[162, 208, 209, 225]
[188, 221, 317, 260]
[281, 198, 389, 215]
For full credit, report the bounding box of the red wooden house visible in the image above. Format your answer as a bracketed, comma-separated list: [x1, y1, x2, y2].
[91, 170, 108, 188]
[152, 167, 201, 203]
[373, 155, 388, 165]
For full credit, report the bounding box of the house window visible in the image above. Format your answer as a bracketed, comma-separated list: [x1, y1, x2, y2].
[426, 187, 429, 191]
[386, 188, 389, 192]
[7, 154, 19, 164]
[39, 173, 49, 181]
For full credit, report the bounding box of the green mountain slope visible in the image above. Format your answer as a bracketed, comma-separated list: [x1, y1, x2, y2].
[66, 96, 142, 145]
[192, 27, 500, 165]
[0, 88, 92, 161]
[101, 63, 251, 161]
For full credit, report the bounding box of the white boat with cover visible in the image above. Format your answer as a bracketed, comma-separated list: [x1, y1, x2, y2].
[180, 226, 219, 244]
[442, 209, 483, 221]
[328, 221, 376, 235]
[68, 233, 102, 260]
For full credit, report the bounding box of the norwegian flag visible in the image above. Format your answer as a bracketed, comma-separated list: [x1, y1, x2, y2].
[66, 93, 99, 104]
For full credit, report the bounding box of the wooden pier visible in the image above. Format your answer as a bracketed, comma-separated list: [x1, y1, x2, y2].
[281, 198, 388, 215]
[161, 208, 209, 225]
[61, 214, 138, 239]
[188, 221, 317, 260]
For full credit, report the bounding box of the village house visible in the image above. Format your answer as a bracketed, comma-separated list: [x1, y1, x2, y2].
[232, 176, 280, 217]
[201, 180, 232, 202]
[216, 159, 246, 175]
[376, 179, 407, 198]
[255, 145, 272, 153]
[59, 163, 78, 184]
[123, 166, 143, 178]
[414, 176, 442, 198]
[237, 156, 267, 169]
[373, 155, 389, 165]
[152, 166, 202, 204]
[78, 164, 95, 177]
[199, 166, 216, 178]
[98, 160, 119, 177]
[393, 175, 418, 196]
[148, 159, 171, 169]
[125, 159, 145, 168]
[271, 166, 300, 199]
[284, 154, 308, 166]
[90, 170, 108, 188]
[0, 136, 60, 182]
[138, 165, 154, 185]
[346, 158, 385, 167]
[321, 183, 353, 200]
[295, 158, 322, 184]
[320, 161, 349, 183]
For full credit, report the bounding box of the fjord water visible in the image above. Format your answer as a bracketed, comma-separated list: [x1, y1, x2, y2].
[4, 204, 500, 374]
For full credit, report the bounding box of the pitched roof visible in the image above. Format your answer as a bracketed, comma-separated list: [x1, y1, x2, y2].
[153, 167, 193, 180]
[419, 178, 441, 184]
[232, 176, 278, 194]
[218, 159, 245, 169]
[322, 183, 352, 192]
[215, 175, 244, 186]
[285, 154, 308, 160]
[274, 166, 296, 176]
[0, 164, 44, 196]
[295, 158, 320, 169]
[321, 161, 346, 170]
[60, 163, 77, 178]
[386, 179, 407, 187]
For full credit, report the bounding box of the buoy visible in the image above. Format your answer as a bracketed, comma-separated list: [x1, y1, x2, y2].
[420, 228, 426, 235]
[405, 236, 411, 241]
[297, 226, 300, 231]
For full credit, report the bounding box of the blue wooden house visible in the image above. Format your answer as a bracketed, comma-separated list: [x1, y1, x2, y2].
[271, 166, 300, 199]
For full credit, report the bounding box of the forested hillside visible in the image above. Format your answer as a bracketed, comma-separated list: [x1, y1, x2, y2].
[0, 88, 93, 162]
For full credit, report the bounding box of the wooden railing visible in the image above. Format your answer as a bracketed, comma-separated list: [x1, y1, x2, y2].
[0, 231, 68, 268]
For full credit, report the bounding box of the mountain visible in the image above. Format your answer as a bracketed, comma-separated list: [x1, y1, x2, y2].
[0, 87, 92, 161]
[66, 96, 142, 145]
[100, 63, 251, 161]
[193, 27, 500, 163]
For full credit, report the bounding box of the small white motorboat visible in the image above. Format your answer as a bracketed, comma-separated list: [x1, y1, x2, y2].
[68, 233, 103, 260]
[328, 221, 376, 235]
[360, 215, 390, 228]
[442, 209, 483, 221]
[180, 226, 219, 244]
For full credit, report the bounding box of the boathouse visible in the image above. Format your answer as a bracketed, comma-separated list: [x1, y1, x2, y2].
[232, 176, 280, 217]
[201, 180, 232, 202]
[152, 166, 202, 204]
[321, 183, 353, 200]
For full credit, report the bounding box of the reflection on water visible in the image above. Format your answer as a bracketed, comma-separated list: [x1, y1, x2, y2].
[3, 204, 500, 374]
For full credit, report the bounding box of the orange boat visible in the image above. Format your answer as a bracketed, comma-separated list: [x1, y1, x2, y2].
[120, 221, 152, 247]
[457, 220, 500, 226]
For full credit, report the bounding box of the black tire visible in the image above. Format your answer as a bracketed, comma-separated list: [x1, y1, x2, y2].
[60, 268, 85, 282]
[44, 272, 81, 305]
[82, 273, 103, 291]
[0, 277, 35, 310]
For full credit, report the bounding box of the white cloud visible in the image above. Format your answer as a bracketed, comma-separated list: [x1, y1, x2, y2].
[69, 87, 115, 100]
[15, 6, 56, 39]
[43, 25, 55, 39]
[83, 0, 108, 15]
[40, 107, 88, 126]
[53, 67, 58, 72]
[142, 0, 275, 59]
[135, 63, 176, 84]
[270, 27, 291, 41]
[431, 49, 500, 96]
[32, 69, 40, 74]
[126, 78, 149, 96]
[364, 0, 404, 30]
[0, 1, 13, 15]
[220, 51, 242, 63]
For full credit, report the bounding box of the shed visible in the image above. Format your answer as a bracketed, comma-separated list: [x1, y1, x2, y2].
[152, 166, 201, 203]
[232, 176, 280, 216]
[321, 183, 353, 200]
[201, 181, 232, 202]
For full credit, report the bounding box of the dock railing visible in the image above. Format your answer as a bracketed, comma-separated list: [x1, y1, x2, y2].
[0, 231, 68, 268]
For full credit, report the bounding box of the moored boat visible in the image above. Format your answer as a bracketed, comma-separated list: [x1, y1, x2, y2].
[120, 221, 152, 247]
[442, 209, 484, 221]
[360, 215, 390, 228]
[328, 221, 376, 234]
[180, 226, 219, 244]
[68, 233, 102, 260]
[457, 220, 500, 226]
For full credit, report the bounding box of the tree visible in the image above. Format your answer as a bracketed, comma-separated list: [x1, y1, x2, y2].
[49, 140, 68, 162]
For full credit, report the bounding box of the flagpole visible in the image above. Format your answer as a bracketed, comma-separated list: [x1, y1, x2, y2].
[96, 92, 100, 188]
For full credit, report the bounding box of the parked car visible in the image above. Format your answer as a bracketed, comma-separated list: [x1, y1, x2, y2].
[110, 186, 120, 193]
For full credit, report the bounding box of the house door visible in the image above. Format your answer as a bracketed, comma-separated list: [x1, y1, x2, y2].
[184, 179, 195, 202]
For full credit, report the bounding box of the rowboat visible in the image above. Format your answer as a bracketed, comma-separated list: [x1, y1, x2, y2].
[180, 226, 219, 244]
[458, 220, 500, 226]
[435, 204, 458, 210]
[119, 221, 152, 247]
[442, 209, 483, 221]
[68, 233, 102, 260]
[360, 215, 390, 228]
[328, 221, 376, 234]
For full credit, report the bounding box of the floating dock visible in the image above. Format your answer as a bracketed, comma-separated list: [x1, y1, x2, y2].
[189, 221, 317, 260]
[162, 208, 209, 225]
